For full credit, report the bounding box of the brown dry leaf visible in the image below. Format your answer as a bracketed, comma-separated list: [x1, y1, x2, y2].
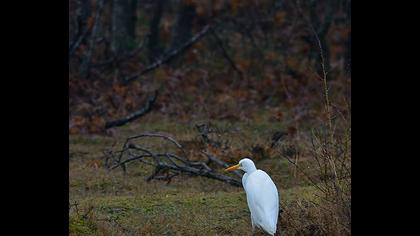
[286, 57, 299, 70]
[232, 89, 248, 99]
[287, 126, 297, 136]
[183, 0, 195, 5]
[195, 1, 209, 17]
[275, 111, 284, 121]
[125, 97, 135, 111]
[274, 11, 287, 26]
[207, 144, 221, 156]
[112, 84, 127, 96]
[185, 50, 198, 64]
[88, 116, 105, 133]
[71, 116, 86, 127]
[231, 0, 240, 14]
[236, 58, 251, 72]
[74, 102, 93, 116]
[216, 94, 232, 103]
[69, 127, 79, 135]
[161, 18, 172, 33]
[192, 41, 205, 51]
[86, 159, 102, 169]
[87, 16, 94, 30]
[212, 0, 225, 12]
[155, 68, 168, 83]
[264, 51, 278, 61]
[220, 149, 252, 164]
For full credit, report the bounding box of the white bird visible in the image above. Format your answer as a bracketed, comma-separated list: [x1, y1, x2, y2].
[225, 158, 280, 235]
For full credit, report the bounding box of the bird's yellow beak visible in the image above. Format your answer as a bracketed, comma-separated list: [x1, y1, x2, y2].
[225, 163, 240, 172]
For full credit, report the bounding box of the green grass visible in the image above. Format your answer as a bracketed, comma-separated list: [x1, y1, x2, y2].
[70, 185, 319, 235]
[69, 116, 329, 235]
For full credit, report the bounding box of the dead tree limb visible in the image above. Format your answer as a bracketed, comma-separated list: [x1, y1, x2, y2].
[125, 132, 183, 150]
[122, 132, 188, 160]
[105, 132, 242, 187]
[105, 90, 158, 129]
[124, 24, 211, 83]
[164, 162, 241, 186]
[202, 151, 243, 178]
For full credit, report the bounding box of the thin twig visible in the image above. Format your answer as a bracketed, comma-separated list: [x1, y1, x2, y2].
[125, 132, 188, 159]
[209, 28, 244, 80]
[279, 150, 327, 194]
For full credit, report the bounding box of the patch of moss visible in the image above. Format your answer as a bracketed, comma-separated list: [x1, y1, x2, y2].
[69, 215, 96, 235]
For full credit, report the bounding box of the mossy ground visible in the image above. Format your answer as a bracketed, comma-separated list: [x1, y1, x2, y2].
[70, 114, 324, 235]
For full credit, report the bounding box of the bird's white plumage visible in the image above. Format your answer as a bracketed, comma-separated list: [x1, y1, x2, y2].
[238, 158, 279, 235]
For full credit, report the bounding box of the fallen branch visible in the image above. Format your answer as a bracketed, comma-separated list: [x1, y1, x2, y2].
[105, 90, 158, 129]
[124, 24, 211, 83]
[202, 151, 243, 178]
[147, 160, 241, 187]
[105, 132, 242, 187]
[125, 132, 183, 150]
[121, 132, 188, 161]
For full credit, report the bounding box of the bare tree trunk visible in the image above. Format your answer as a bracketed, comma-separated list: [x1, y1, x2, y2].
[72, 0, 90, 43]
[169, 0, 196, 51]
[79, 0, 105, 78]
[112, 0, 136, 54]
[148, 0, 166, 62]
[129, 0, 138, 39]
[69, 0, 91, 57]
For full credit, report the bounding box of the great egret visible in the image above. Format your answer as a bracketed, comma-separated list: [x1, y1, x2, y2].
[225, 158, 279, 235]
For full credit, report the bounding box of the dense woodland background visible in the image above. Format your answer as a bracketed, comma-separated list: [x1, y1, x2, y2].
[69, 0, 351, 235]
[69, 0, 350, 134]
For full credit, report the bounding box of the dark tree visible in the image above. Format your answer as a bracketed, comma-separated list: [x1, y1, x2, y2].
[148, 0, 166, 62]
[112, 0, 137, 54]
[74, 0, 91, 41]
[169, 0, 196, 51]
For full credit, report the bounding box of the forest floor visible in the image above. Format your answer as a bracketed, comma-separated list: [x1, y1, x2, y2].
[69, 112, 341, 236]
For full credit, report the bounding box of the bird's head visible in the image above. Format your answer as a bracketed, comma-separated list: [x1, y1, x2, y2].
[225, 158, 257, 173]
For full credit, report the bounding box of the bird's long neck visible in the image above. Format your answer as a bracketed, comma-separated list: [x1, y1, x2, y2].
[245, 166, 257, 173]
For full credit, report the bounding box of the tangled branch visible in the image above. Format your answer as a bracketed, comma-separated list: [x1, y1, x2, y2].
[104, 132, 242, 187]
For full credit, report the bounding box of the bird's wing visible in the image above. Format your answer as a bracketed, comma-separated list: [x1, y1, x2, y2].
[242, 173, 249, 191]
[245, 170, 279, 234]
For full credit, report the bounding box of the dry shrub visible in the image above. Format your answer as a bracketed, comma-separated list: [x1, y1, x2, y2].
[279, 123, 350, 236]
